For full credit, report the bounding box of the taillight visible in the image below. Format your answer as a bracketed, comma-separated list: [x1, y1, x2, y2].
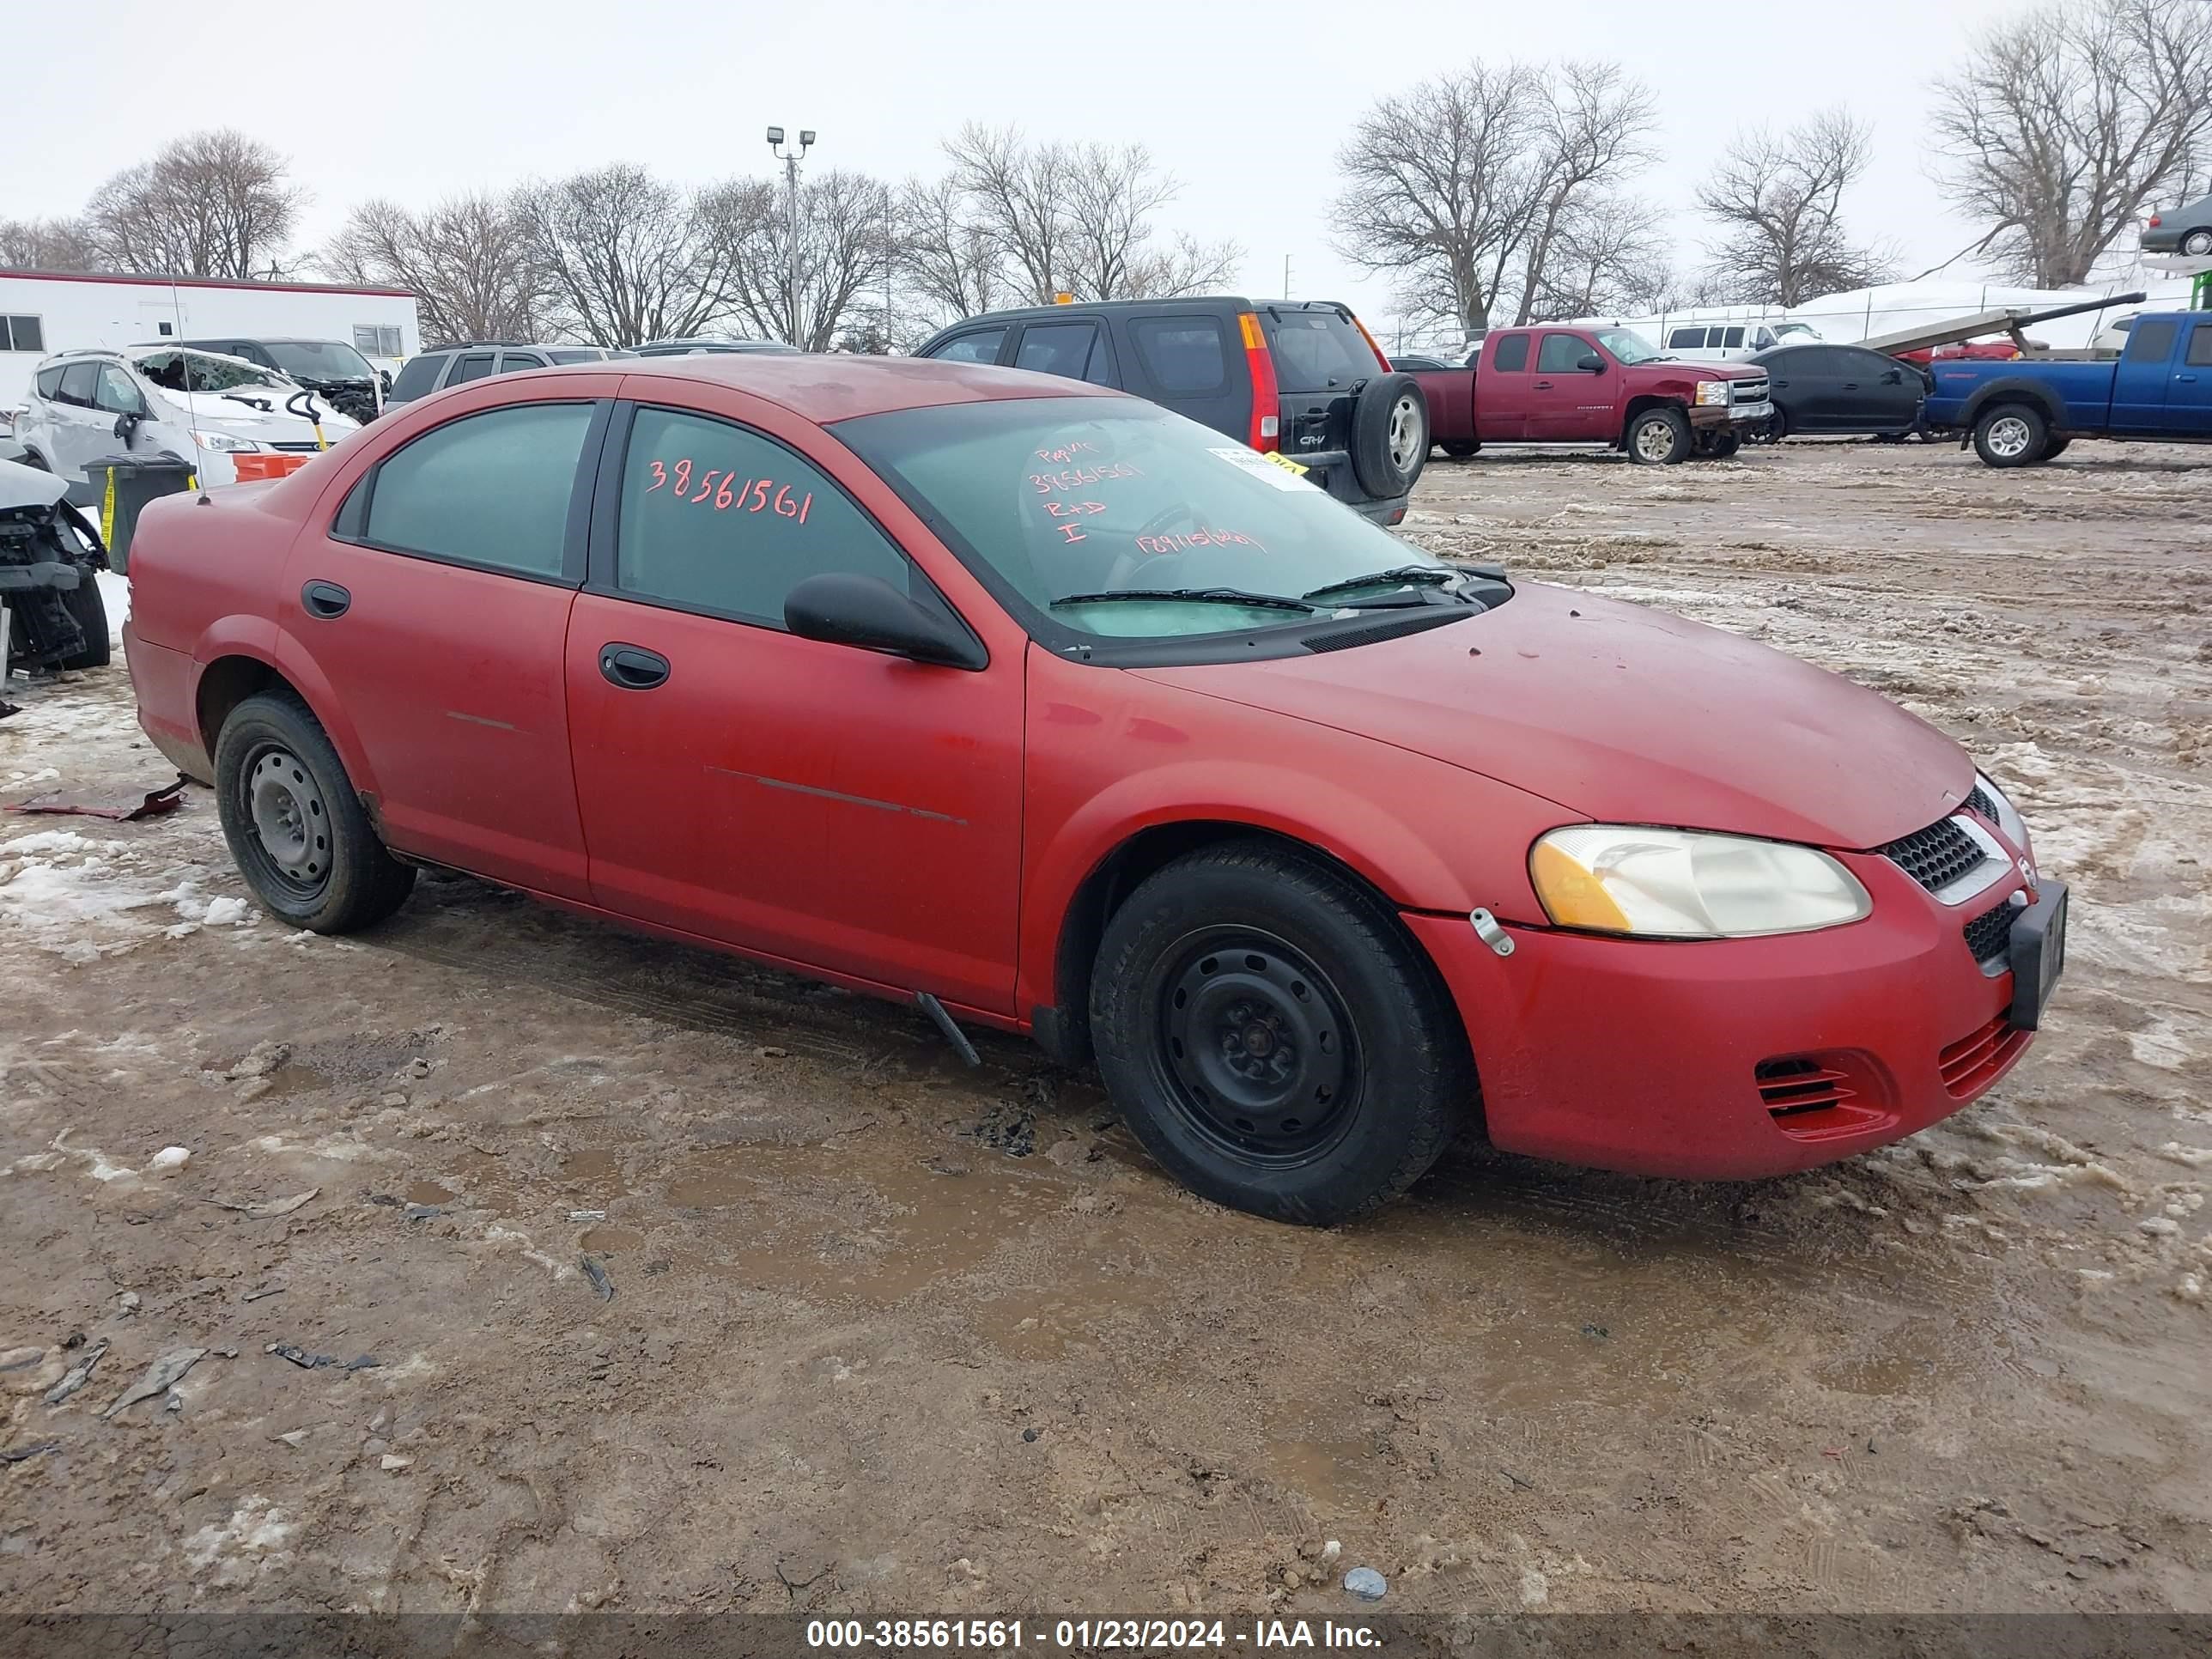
[1237, 312, 1279, 453]
[1348, 312, 1393, 374]
[2148, 215, 2162, 228]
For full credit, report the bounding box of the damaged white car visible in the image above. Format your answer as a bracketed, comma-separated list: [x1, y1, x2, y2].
[12, 346, 360, 489]
[0, 447, 111, 672]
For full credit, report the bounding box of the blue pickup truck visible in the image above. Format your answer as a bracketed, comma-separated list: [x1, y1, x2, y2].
[1925, 310, 2212, 466]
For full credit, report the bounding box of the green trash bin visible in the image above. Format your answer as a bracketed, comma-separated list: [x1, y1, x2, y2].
[88, 454, 197, 574]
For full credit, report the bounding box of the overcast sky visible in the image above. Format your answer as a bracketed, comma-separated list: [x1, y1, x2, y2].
[25, 0, 2046, 337]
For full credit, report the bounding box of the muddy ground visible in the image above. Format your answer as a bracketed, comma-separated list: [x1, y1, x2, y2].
[2, 440, 2208, 1618]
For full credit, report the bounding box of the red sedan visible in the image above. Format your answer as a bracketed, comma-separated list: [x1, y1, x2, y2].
[121, 355, 2065, 1224]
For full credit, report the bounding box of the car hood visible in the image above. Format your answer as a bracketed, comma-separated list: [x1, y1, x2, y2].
[0, 454, 70, 509]
[1133, 581, 1972, 850]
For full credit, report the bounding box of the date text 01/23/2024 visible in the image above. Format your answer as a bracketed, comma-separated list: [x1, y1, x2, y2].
[805, 1620, 1382, 1650]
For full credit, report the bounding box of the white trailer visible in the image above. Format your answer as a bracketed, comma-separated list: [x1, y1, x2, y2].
[0, 268, 419, 420]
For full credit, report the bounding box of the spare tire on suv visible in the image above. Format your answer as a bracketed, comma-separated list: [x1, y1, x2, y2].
[1351, 373, 1428, 499]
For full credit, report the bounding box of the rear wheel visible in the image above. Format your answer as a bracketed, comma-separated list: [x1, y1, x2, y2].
[2184, 228, 2212, 257]
[2043, 434, 2071, 459]
[1972, 402, 2049, 468]
[1692, 432, 1741, 460]
[1440, 439, 1480, 459]
[1626, 406, 1692, 465]
[1090, 842, 1471, 1226]
[213, 690, 415, 933]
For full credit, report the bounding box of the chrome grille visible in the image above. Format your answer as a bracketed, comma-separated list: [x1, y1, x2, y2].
[1877, 816, 1987, 894]
[1732, 378, 1770, 404]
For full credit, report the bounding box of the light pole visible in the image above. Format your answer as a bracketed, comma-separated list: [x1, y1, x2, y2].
[766, 125, 814, 348]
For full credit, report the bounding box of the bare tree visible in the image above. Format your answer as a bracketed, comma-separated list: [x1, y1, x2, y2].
[1931, 0, 2212, 286]
[1329, 60, 1656, 336]
[934, 125, 1240, 307]
[0, 216, 105, 272]
[324, 192, 540, 347]
[895, 173, 1012, 331]
[514, 165, 738, 347]
[709, 169, 895, 351]
[1510, 63, 1660, 323]
[1697, 109, 1894, 305]
[84, 130, 304, 278]
[1529, 195, 1673, 317]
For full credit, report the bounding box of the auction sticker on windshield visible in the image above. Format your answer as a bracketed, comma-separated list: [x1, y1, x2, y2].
[1209, 447, 1310, 489]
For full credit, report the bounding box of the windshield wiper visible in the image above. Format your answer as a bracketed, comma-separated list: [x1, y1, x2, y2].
[1301, 566, 1464, 604]
[1049, 586, 1316, 613]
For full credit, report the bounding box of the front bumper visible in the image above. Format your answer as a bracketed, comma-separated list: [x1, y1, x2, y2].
[1404, 851, 2047, 1180]
[1688, 397, 1772, 430]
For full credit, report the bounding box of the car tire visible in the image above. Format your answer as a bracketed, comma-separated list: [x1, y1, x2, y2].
[213, 690, 415, 933]
[1351, 373, 1428, 498]
[1089, 841, 1472, 1226]
[1972, 402, 2049, 467]
[2184, 228, 2212, 257]
[1627, 405, 1692, 465]
[2043, 434, 2070, 459]
[58, 574, 110, 670]
[1440, 439, 1480, 459]
[1699, 433, 1741, 459]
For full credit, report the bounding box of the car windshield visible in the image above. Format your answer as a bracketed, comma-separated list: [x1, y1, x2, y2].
[265, 341, 375, 380]
[133, 350, 287, 394]
[1596, 328, 1662, 365]
[836, 397, 1454, 638]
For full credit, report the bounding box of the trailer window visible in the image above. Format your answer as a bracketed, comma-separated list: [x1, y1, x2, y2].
[354, 325, 404, 357]
[2, 314, 43, 352]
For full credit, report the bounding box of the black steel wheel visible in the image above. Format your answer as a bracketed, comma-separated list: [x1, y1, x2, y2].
[214, 690, 415, 933]
[1091, 841, 1473, 1225]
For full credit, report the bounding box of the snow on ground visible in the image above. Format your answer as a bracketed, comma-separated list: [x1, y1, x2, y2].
[96, 568, 130, 641]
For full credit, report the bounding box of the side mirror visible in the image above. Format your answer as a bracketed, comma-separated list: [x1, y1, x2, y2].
[113, 411, 144, 441]
[785, 572, 985, 670]
[1577, 353, 1607, 373]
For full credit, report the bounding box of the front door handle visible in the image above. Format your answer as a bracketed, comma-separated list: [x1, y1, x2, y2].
[1533, 379, 1555, 389]
[301, 580, 350, 619]
[2178, 374, 2200, 383]
[1842, 382, 1859, 391]
[599, 644, 670, 691]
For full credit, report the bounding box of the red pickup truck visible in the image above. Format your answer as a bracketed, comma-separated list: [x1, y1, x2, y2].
[1405, 325, 1773, 464]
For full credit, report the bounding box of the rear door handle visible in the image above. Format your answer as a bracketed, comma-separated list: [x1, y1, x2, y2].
[2179, 374, 2200, 382]
[599, 643, 670, 691]
[1533, 380, 1555, 389]
[1842, 382, 1859, 391]
[301, 580, 350, 619]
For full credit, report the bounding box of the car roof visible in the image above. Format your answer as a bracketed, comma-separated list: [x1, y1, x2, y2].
[537, 352, 1126, 422]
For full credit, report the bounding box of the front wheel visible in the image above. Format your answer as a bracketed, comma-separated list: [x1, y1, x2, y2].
[1626, 406, 1692, 465]
[214, 690, 415, 933]
[1090, 843, 1472, 1226]
[1973, 402, 2049, 468]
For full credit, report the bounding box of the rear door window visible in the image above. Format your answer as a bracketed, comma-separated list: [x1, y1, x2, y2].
[1263, 308, 1376, 392]
[361, 403, 595, 580]
[1492, 335, 1530, 372]
[2126, 319, 2179, 362]
[926, 328, 1007, 365]
[1129, 317, 1227, 395]
[57, 362, 100, 407]
[612, 405, 910, 627]
[1014, 322, 1111, 385]
[499, 353, 548, 374]
[448, 352, 497, 385]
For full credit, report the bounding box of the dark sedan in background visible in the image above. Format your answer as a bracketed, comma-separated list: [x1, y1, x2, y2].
[1749, 343, 1929, 441]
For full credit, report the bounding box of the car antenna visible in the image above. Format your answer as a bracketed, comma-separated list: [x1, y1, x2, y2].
[167, 276, 211, 503]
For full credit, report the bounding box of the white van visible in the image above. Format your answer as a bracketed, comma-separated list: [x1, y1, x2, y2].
[13, 345, 359, 489]
[1656, 319, 1827, 362]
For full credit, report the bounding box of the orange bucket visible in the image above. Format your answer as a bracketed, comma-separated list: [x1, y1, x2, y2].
[231, 453, 313, 483]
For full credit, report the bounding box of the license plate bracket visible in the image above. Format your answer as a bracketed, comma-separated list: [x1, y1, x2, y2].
[2007, 878, 2068, 1030]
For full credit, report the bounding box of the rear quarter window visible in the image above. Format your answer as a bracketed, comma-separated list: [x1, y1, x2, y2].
[360, 403, 594, 580]
[2126, 319, 2179, 362]
[1129, 317, 1228, 395]
[388, 355, 446, 400]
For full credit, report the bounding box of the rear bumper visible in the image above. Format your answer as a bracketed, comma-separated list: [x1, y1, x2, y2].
[1287, 447, 1408, 523]
[1402, 854, 2044, 1180]
[121, 622, 214, 783]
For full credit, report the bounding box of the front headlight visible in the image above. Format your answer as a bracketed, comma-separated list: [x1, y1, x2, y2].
[1529, 825, 1872, 939]
[1694, 380, 1730, 406]
[191, 429, 263, 453]
[1973, 771, 2032, 861]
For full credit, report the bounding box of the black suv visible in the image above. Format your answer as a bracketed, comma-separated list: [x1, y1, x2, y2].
[385, 342, 620, 409]
[914, 298, 1427, 523]
[167, 337, 387, 423]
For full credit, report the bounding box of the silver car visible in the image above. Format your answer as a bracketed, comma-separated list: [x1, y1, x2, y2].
[2142, 191, 2212, 258]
